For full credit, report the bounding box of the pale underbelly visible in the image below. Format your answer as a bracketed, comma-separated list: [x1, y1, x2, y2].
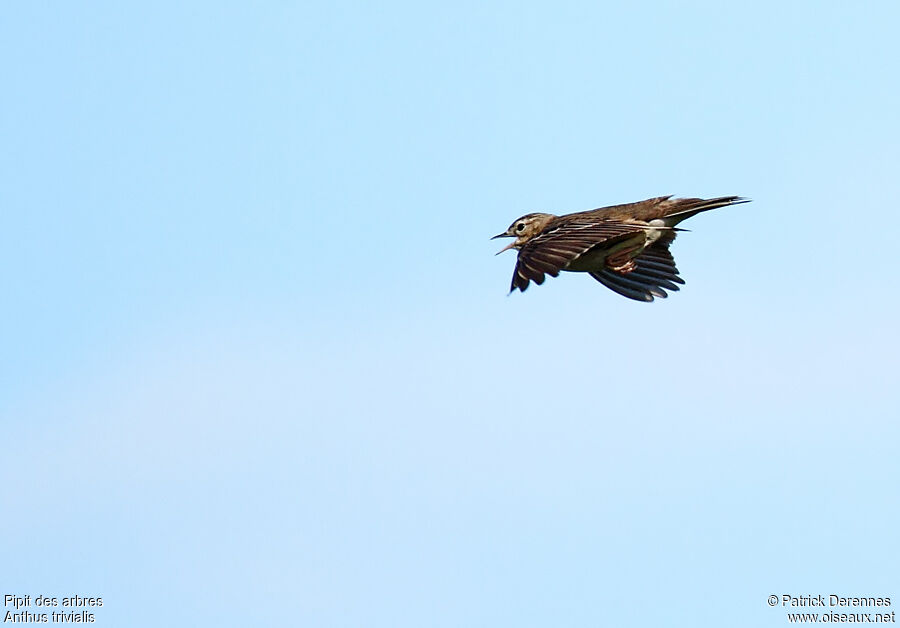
[563, 232, 647, 272]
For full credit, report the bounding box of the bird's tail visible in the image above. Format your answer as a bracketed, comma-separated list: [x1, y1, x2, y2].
[662, 196, 750, 226]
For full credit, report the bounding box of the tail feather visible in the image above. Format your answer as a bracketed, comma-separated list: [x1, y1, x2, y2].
[662, 196, 750, 226]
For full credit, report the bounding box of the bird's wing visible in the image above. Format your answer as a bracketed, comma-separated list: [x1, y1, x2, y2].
[589, 243, 684, 302]
[510, 219, 645, 292]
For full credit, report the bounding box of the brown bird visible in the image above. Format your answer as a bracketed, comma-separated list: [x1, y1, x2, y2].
[493, 195, 749, 301]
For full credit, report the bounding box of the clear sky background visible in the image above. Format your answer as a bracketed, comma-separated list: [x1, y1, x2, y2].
[2, 1, 898, 626]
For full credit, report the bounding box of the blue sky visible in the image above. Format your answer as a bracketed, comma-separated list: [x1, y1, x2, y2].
[2, 1, 898, 626]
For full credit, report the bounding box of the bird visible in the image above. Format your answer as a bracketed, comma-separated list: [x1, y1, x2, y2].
[492, 195, 749, 301]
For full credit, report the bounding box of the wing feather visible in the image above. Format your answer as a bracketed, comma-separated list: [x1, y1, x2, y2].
[590, 243, 684, 302]
[510, 220, 645, 292]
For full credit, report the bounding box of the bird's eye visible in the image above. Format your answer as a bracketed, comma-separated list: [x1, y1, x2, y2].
[516, 223, 525, 232]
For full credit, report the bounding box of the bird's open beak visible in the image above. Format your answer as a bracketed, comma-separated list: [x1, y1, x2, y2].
[492, 232, 516, 254]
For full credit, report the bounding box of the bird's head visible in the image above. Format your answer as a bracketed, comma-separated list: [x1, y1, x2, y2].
[491, 213, 555, 254]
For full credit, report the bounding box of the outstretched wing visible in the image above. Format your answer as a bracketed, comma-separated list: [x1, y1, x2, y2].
[590, 243, 684, 302]
[510, 219, 645, 292]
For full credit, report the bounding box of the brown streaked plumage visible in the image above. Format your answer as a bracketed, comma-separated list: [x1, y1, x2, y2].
[492, 195, 749, 301]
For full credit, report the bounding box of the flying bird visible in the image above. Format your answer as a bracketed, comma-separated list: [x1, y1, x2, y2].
[493, 195, 749, 301]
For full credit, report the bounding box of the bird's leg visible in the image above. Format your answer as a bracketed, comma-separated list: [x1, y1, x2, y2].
[606, 246, 641, 272]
